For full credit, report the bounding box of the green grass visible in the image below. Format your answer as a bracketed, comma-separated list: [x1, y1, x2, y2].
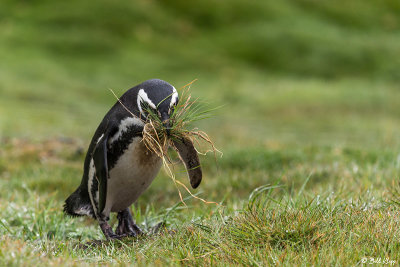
[1, 0, 400, 266]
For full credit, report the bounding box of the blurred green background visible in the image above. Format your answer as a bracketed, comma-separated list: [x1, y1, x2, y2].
[1, 0, 399, 144]
[1, 0, 400, 206]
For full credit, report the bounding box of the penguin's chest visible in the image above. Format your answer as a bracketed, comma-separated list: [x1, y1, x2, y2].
[105, 137, 162, 212]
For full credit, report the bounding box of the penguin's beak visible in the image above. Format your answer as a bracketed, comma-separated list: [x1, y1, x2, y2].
[161, 113, 171, 136]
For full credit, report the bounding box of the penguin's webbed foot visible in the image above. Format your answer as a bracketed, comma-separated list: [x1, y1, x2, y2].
[100, 221, 122, 240]
[115, 208, 143, 237]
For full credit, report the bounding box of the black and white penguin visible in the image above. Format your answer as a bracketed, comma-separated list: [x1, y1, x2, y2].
[64, 79, 202, 239]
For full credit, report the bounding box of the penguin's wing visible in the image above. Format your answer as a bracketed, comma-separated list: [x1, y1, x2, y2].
[173, 137, 202, 188]
[92, 126, 115, 214]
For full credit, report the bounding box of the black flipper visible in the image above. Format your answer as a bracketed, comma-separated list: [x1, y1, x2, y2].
[173, 137, 202, 188]
[92, 129, 112, 215]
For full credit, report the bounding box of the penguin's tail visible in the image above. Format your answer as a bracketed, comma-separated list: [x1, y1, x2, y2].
[64, 187, 94, 218]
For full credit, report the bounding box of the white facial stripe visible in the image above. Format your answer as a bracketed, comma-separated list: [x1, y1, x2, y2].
[170, 86, 178, 107]
[109, 117, 144, 145]
[137, 89, 157, 117]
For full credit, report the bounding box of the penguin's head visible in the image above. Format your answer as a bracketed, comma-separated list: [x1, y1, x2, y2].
[136, 79, 178, 135]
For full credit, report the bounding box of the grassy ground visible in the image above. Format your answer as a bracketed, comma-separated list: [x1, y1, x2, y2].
[1, 0, 400, 266]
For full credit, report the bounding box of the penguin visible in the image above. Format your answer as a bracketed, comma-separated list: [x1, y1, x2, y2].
[64, 79, 202, 239]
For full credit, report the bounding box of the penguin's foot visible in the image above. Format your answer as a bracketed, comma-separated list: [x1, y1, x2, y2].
[115, 208, 143, 237]
[100, 221, 121, 240]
